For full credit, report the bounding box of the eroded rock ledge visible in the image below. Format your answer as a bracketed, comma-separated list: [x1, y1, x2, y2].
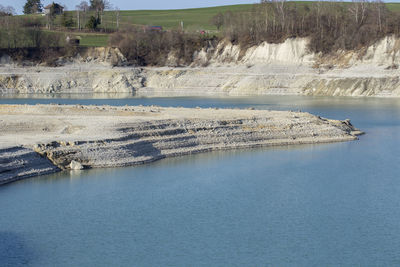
[0, 104, 363, 185]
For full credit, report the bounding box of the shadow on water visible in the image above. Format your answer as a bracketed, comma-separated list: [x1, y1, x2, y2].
[0, 232, 36, 266]
[30, 140, 351, 186]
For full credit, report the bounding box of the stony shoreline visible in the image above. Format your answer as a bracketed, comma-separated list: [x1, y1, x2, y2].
[0, 104, 363, 186]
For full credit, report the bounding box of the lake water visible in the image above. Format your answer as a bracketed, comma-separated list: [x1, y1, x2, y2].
[1, 95, 400, 266]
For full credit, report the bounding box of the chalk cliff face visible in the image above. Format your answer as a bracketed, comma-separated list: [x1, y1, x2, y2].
[0, 68, 145, 94]
[79, 47, 128, 65]
[1, 37, 400, 96]
[209, 37, 313, 65]
[145, 36, 400, 97]
[194, 36, 400, 67]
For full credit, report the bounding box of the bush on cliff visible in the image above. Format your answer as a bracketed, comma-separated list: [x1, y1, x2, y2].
[215, 0, 400, 54]
[109, 28, 217, 66]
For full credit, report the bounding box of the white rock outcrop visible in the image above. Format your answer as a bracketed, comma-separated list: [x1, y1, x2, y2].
[2, 37, 400, 96]
[69, 160, 84, 170]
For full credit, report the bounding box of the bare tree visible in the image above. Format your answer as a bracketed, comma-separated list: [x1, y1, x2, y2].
[349, 0, 369, 26]
[90, 0, 111, 17]
[0, 5, 15, 16]
[0, 6, 15, 48]
[115, 6, 120, 30]
[77, 1, 89, 11]
[372, 0, 385, 32]
[272, 0, 287, 32]
[46, 4, 57, 30]
[211, 12, 224, 30]
[76, 1, 89, 30]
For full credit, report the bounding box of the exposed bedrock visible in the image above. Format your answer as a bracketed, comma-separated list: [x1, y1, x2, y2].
[2, 36, 400, 96]
[0, 104, 363, 185]
[0, 146, 59, 185]
[0, 68, 145, 94]
[302, 77, 400, 96]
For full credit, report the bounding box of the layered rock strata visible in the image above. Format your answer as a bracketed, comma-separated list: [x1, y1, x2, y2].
[2, 36, 400, 96]
[0, 104, 362, 185]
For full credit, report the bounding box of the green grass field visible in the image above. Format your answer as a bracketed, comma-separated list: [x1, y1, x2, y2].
[61, 2, 400, 35]
[60, 4, 253, 34]
[116, 4, 253, 31]
[386, 2, 400, 12]
[96, 2, 400, 31]
[76, 33, 110, 47]
[55, 4, 254, 47]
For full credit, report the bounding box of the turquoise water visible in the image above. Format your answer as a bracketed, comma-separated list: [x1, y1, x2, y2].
[1, 95, 400, 266]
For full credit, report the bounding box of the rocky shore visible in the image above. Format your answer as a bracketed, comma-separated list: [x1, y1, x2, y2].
[0, 104, 363, 185]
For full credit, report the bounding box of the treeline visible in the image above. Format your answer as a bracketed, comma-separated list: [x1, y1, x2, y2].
[110, 0, 400, 66]
[0, 16, 65, 49]
[109, 29, 217, 66]
[214, 0, 400, 53]
[0, 16, 77, 65]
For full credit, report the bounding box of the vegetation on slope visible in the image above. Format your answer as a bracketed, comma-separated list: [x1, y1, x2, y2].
[110, 1, 400, 65]
[2, 1, 400, 65]
[217, 1, 400, 54]
[109, 29, 217, 66]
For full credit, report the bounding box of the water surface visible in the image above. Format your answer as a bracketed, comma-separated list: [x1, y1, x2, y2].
[1, 95, 400, 266]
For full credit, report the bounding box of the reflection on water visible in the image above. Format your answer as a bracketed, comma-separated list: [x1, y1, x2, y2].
[1, 95, 400, 266]
[1, 92, 400, 111]
[0, 231, 36, 266]
[0, 92, 136, 99]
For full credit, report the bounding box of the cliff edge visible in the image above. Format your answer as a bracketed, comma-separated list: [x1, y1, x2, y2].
[1, 37, 400, 96]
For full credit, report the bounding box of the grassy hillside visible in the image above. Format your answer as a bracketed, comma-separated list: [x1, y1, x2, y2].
[3, 2, 400, 48]
[59, 4, 253, 36]
[116, 5, 253, 31]
[1, 4, 252, 47]
[97, 2, 400, 31]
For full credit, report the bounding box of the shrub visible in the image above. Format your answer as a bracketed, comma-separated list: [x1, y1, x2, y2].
[109, 28, 217, 66]
[86, 15, 100, 30]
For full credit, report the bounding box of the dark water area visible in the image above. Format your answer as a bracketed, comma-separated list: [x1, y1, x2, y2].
[1, 95, 400, 266]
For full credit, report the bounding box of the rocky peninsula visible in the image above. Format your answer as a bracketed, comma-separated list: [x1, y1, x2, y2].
[0, 104, 363, 185]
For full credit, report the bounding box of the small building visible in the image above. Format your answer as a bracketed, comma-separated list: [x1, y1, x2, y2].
[142, 25, 163, 32]
[66, 35, 80, 46]
[44, 3, 64, 15]
[150, 26, 163, 31]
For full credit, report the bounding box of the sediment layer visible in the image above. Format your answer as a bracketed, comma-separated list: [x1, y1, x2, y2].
[0, 146, 59, 185]
[0, 104, 362, 185]
[2, 37, 400, 96]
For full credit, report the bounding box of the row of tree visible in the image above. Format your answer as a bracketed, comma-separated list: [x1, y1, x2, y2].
[0, 16, 63, 49]
[75, 0, 119, 31]
[109, 28, 216, 66]
[0, 4, 15, 16]
[23, 0, 111, 14]
[109, 0, 400, 66]
[211, 0, 400, 54]
[20, 0, 118, 31]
